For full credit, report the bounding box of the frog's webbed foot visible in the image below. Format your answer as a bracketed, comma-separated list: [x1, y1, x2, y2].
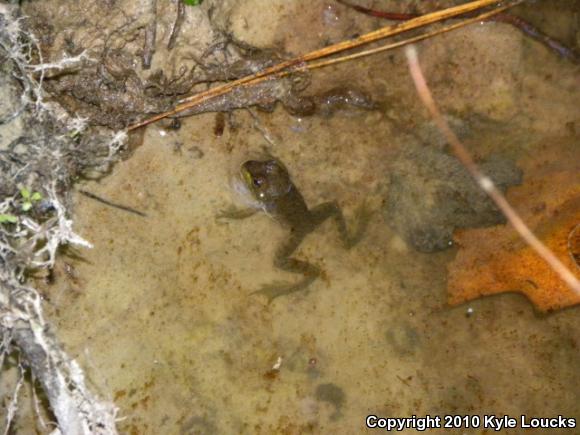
[215, 205, 258, 223]
[251, 274, 318, 304]
[343, 201, 372, 249]
[252, 246, 320, 303]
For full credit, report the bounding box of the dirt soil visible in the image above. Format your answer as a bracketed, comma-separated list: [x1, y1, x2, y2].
[9, 0, 580, 433]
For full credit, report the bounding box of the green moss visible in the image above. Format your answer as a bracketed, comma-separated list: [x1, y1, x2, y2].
[0, 214, 17, 224]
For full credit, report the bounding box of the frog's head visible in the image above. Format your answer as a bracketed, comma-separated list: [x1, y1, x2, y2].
[240, 159, 292, 202]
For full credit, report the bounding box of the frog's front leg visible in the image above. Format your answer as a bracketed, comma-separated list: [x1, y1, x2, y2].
[216, 205, 258, 221]
[309, 201, 370, 249]
[252, 230, 320, 303]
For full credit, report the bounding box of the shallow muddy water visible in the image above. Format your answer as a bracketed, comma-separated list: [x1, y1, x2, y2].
[12, 0, 580, 434]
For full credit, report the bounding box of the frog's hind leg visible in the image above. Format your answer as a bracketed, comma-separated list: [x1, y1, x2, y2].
[252, 232, 320, 303]
[309, 201, 370, 249]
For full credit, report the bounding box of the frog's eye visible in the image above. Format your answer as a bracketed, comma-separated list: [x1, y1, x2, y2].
[253, 177, 263, 187]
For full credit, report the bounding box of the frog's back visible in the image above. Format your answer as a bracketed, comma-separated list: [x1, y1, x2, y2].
[265, 185, 310, 230]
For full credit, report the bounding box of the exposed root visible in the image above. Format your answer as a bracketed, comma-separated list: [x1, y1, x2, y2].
[2, 358, 24, 435]
[1, 5, 122, 433]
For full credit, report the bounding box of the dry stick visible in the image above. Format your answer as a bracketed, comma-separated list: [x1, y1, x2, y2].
[127, 0, 502, 130]
[206, 5, 518, 95]
[2, 365, 24, 435]
[291, 4, 517, 74]
[142, 0, 158, 69]
[405, 45, 580, 295]
[168, 0, 185, 50]
[338, 0, 580, 63]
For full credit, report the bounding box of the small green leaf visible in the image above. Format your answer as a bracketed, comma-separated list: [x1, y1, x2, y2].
[31, 192, 43, 202]
[22, 202, 32, 212]
[183, 0, 203, 5]
[20, 188, 31, 200]
[0, 214, 17, 223]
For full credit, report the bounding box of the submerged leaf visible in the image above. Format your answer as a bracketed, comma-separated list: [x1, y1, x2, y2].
[447, 144, 580, 312]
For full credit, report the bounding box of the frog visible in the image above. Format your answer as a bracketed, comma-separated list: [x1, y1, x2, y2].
[219, 158, 369, 302]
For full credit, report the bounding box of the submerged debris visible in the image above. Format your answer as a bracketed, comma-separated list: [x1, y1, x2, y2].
[283, 86, 376, 117]
[23, 0, 317, 128]
[315, 382, 345, 420]
[384, 138, 522, 252]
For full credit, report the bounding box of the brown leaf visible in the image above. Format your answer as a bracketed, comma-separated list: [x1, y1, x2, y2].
[447, 146, 580, 311]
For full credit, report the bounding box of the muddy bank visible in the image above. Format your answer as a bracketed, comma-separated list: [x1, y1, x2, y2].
[2, 0, 579, 433]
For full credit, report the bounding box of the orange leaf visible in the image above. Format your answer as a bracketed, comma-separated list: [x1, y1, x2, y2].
[447, 145, 580, 312]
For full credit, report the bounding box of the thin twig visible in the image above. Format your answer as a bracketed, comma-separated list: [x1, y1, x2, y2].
[168, 0, 186, 50]
[3, 360, 24, 435]
[404, 45, 580, 295]
[246, 108, 277, 148]
[142, 0, 157, 69]
[336, 0, 415, 20]
[30, 373, 50, 432]
[127, 0, 503, 130]
[569, 223, 580, 270]
[0, 328, 11, 373]
[290, 4, 516, 74]
[338, 0, 580, 63]
[79, 190, 147, 218]
[491, 13, 580, 62]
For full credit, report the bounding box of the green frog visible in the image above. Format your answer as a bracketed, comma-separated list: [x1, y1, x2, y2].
[220, 158, 369, 302]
